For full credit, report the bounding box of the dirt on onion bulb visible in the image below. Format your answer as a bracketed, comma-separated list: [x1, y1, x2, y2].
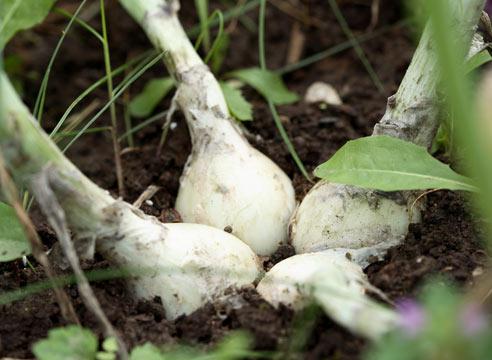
[290, 0, 484, 266]
[119, 0, 296, 256]
[0, 71, 261, 320]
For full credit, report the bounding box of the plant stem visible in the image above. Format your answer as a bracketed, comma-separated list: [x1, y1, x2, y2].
[373, 0, 485, 149]
[0, 71, 114, 238]
[258, 0, 267, 70]
[119, 0, 231, 144]
[100, 0, 125, 198]
[123, 60, 135, 147]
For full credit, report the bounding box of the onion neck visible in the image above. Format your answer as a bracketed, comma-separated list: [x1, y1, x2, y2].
[119, 0, 243, 146]
[373, 0, 485, 148]
[0, 71, 118, 237]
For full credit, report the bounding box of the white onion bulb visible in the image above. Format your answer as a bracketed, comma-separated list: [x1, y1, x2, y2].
[174, 68, 296, 256]
[290, 182, 421, 266]
[97, 202, 262, 320]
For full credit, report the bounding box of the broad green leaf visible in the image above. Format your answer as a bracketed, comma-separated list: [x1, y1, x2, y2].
[0, 202, 30, 262]
[129, 77, 174, 118]
[220, 81, 253, 121]
[0, 0, 57, 49]
[465, 50, 492, 74]
[229, 67, 299, 105]
[32, 326, 98, 360]
[314, 135, 478, 192]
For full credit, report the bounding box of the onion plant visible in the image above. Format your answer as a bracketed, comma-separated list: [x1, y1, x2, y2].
[290, 0, 485, 266]
[1, 0, 486, 345]
[257, 0, 486, 339]
[119, 0, 296, 256]
[0, 71, 261, 320]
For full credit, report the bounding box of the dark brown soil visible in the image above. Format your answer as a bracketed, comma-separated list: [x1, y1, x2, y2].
[0, 0, 488, 358]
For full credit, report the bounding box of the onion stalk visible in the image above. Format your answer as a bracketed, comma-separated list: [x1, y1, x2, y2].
[0, 71, 261, 320]
[118, 0, 296, 256]
[290, 0, 485, 266]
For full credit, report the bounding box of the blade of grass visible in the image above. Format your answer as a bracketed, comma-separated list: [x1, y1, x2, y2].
[62, 52, 165, 152]
[188, 0, 260, 37]
[112, 50, 158, 94]
[34, 0, 89, 124]
[54, 7, 104, 44]
[118, 110, 168, 142]
[55, 0, 258, 151]
[123, 65, 134, 147]
[50, 51, 153, 138]
[14, 1, 87, 214]
[100, 0, 125, 197]
[0, 267, 133, 305]
[258, 0, 311, 181]
[56, 126, 112, 138]
[204, 10, 225, 63]
[195, 0, 210, 51]
[327, 0, 386, 95]
[276, 21, 405, 75]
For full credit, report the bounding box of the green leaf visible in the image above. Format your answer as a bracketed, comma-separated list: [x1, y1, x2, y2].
[32, 326, 98, 360]
[464, 50, 492, 74]
[102, 337, 118, 353]
[95, 352, 116, 360]
[0, 202, 30, 262]
[130, 343, 164, 360]
[213, 332, 252, 359]
[129, 77, 174, 118]
[229, 67, 299, 105]
[314, 135, 478, 192]
[0, 0, 58, 49]
[220, 81, 253, 121]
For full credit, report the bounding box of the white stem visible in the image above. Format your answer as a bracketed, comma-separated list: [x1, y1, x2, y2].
[373, 0, 485, 148]
[0, 71, 115, 240]
[119, 0, 238, 144]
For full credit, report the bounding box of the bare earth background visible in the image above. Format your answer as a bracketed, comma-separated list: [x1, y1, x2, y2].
[0, 0, 486, 358]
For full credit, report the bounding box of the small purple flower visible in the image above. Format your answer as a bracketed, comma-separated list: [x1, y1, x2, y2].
[460, 303, 488, 336]
[396, 298, 426, 336]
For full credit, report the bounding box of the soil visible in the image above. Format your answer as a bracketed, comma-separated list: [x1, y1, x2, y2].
[0, 0, 488, 359]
